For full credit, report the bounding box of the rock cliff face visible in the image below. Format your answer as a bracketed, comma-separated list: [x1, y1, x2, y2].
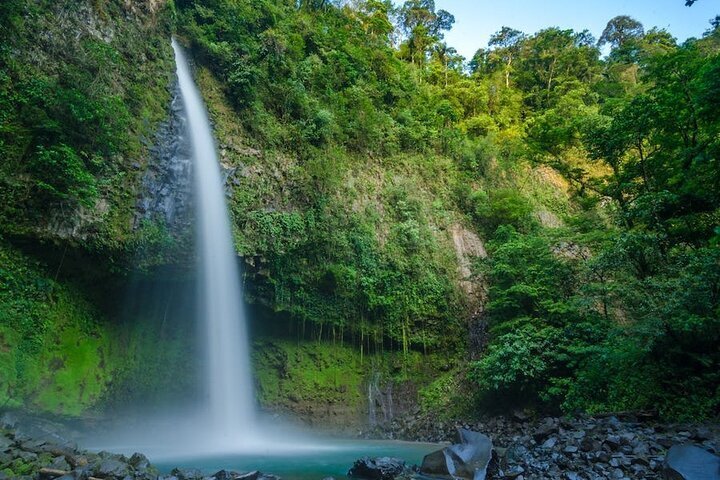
[135, 80, 193, 237]
[1, 0, 175, 247]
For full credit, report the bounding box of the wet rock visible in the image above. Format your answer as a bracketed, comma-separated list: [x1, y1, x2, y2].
[420, 428, 494, 480]
[130, 452, 151, 471]
[95, 457, 130, 477]
[348, 457, 406, 480]
[171, 467, 204, 480]
[504, 465, 524, 478]
[541, 437, 557, 450]
[210, 470, 240, 480]
[662, 444, 720, 480]
[533, 418, 559, 443]
[48, 455, 71, 472]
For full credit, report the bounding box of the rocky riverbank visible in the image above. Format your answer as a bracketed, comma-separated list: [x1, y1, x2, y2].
[2, 409, 719, 480]
[0, 412, 279, 480]
[371, 412, 720, 479]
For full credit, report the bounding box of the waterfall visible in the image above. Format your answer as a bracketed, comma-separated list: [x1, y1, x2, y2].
[171, 39, 255, 438]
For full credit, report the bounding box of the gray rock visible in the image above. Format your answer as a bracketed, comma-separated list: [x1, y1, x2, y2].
[420, 428, 494, 480]
[605, 435, 622, 450]
[48, 455, 71, 471]
[541, 437, 557, 450]
[171, 467, 205, 480]
[504, 465, 524, 478]
[533, 419, 559, 443]
[0, 435, 12, 452]
[130, 452, 151, 471]
[348, 457, 405, 480]
[95, 458, 130, 478]
[210, 470, 239, 480]
[662, 444, 720, 480]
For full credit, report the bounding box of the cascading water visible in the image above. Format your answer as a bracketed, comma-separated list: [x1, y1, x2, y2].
[89, 40, 334, 459]
[171, 38, 256, 439]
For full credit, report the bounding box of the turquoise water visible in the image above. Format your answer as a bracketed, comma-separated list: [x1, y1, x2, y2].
[153, 440, 441, 480]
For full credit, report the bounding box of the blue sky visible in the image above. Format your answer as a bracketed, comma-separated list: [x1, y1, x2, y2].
[398, 0, 719, 59]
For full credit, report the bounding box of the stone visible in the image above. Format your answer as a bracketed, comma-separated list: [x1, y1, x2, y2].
[605, 435, 621, 449]
[48, 456, 71, 472]
[171, 467, 204, 480]
[580, 437, 596, 452]
[662, 444, 720, 480]
[541, 437, 557, 450]
[235, 471, 260, 480]
[504, 465, 524, 478]
[210, 470, 240, 480]
[129, 452, 150, 471]
[348, 457, 406, 480]
[420, 429, 494, 480]
[533, 419, 559, 443]
[610, 468, 625, 479]
[95, 458, 130, 478]
[0, 435, 12, 452]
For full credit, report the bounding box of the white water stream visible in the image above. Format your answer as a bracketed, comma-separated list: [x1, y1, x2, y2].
[89, 40, 334, 459]
[172, 38, 256, 439]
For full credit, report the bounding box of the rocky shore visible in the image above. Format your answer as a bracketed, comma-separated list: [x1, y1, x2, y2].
[0, 412, 278, 480]
[372, 412, 720, 479]
[2, 409, 719, 480]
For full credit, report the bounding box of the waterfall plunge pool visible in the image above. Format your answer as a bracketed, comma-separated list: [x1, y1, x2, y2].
[152, 439, 441, 480]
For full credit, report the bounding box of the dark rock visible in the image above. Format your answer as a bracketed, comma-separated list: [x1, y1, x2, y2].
[693, 428, 712, 442]
[65, 453, 88, 468]
[130, 452, 150, 471]
[171, 467, 204, 480]
[420, 449, 448, 477]
[16, 449, 38, 462]
[348, 457, 405, 480]
[48, 455, 71, 472]
[533, 418, 559, 443]
[210, 470, 239, 480]
[579, 437, 596, 452]
[541, 437, 557, 450]
[420, 429, 494, 480]
[235, 471, 260, 480]
[0, 435, 11, 452]
[662, 444, 720, 480]
[95, 458, 130, 478]
[504, 465, 524, 478]
[605, 435, 622, 450]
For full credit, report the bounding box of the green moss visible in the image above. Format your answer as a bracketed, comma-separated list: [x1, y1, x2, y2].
[254, 340, 365, 409]
[0, 241, 121, 415]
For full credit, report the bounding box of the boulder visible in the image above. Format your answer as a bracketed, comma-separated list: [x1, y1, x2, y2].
[662, 445, 720, 480]
[420, 428, 494, 480]
[210, 470, 238, 480]
[130, 452, 151, 471]
[94, 458, 130, 478]
[171, 467, 204, 480]
[532, 418, 559, 443]
[348, 456, 406, 480]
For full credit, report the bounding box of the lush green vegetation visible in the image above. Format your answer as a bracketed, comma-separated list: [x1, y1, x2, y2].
[0, 0, 175, 248]
[0, 0, 717, 422]
[177, 0, 720, 420]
